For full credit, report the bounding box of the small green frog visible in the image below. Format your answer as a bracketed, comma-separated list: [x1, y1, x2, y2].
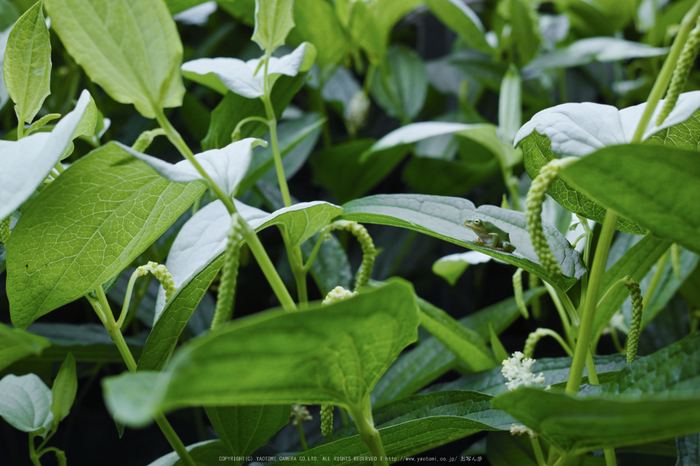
[464, 218, 516, 253]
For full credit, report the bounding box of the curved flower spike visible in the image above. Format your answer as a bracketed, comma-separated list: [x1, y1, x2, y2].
[514, 91, 700, 156]
[122, 138, 266, 198]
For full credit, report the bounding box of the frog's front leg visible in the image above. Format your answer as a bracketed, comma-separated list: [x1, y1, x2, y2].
[500, 242, 516, 253]
[486, 232, 501, 249]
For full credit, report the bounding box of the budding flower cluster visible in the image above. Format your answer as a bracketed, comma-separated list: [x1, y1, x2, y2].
[501, 351, 545, 391]
[624, 276, 644, 364]
[0, 217, 10, 244]
[322, 286, 357, 306]
[512, 268, 528, 319]
[525, 160, 566, 276]
[657, 22, 700, 126]
[329, 220, 376, 291]
[137, 261, 177, 301]
[320, 404, 334, 438]
[211, 214, 243, 331]
[290, 404, 312, 426]
[346, 91, 370, 136]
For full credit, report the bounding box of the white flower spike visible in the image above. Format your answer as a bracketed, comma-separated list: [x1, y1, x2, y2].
[501, 351, 546, 391]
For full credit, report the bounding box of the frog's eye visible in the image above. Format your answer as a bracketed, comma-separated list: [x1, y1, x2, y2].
[473, 219, 481, 225]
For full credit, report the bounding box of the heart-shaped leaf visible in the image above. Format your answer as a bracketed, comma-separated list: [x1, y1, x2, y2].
[44, 0, 185, 118]
[6, 142, 206, 329]
[252, 0, 294, 53]
[103, 280, 419, 427]
[341, 194, 585, 290]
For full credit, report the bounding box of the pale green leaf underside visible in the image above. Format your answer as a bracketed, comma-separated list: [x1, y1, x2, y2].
[0, 373, 53, 435]
[341, 194, 585, 290]
[103, 281, 420, 427]
[206, 405, 289, 457]
[6, 142, 206, 329]
[4, 0, 51, 124]
[44, 0, 185, 118]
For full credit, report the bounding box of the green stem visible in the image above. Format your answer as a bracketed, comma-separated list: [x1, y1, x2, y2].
[155, 109, 296, 311]
[537, 329, 574, 356]
[566, 210, 617, 395]
[117, 269, 141, 329]
[604, 448, 618, 466]
[297, 422, 308, 451]
[631, 0, 700, 143]
[17, 120, 24, 140]
[231, 115, 270, 141]
[302, 229, 330, 274]
[350, 402, 388, 466]
[91, 287, 197, 466]
[543, 282, 572, 345]
[28, 433, 41, 466]
[642, 250, 669, 312]
[531, 437, 546, 466]
[261, 96, 292, 207]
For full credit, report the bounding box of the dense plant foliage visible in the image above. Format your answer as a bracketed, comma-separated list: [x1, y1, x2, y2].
[1, 0, 699, 465]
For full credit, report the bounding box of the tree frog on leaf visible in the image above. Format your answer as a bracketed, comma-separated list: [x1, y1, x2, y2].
[464, 218, 516, 253]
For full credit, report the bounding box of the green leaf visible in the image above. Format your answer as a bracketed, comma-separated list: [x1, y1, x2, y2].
[50, 352, 77, 426]
[6, 142, 206, 329]
[370, 45, 427, 122]
[418, 298, 496, 372]
[44, 0, 185, 118]
[103, 280, 419, 427]
[205, 405, 289, 457]
[288, 0, 348, 68]
[137, 254, 224, 372]
[4, 0, 51, 124]
[486, 431, 540, 466]
[202, 73, 307, 150]
[341, 194, 585, 290]
[147, 439, 229, 466]
[0, 373, 53, 436]
[591, 234, 670, 343]
[348, 1, 386, 64]
[561, 144, 700, 255]
[252, 0, 294, 53]
[0, 323, 51, 371]
[489, 323, 509, 363]
[523, 38, 668, 74]
[311, 139, 409, 204]
[0, 0, 20, 31]
[520, 132, 645, 235]
[285, 391, 511, 465]
[493, 333, 700, 455]
[372, 289, 545, 406]
[238, 112, 324, 194]
[509, 0, 540, 65]
[165, 0, 209, 15]
[498, 65, 521, 144]
[425, 0, 492, 54]
[432, 251, 492, 286]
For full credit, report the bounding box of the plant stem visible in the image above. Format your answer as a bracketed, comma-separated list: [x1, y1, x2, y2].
[566, 210, 617, 395]
[531, 437, 546, 466]
[297, 422, 308, 451]
[155, 109, 296, 311]
[543, 282, 572, 346]
[350, 402, 388, 466]
[262, 96, 292, 208]
[631, 0, 700, 143]
[91, 287, 197, 466]
[642, 250, 669, 312]
[231, 115, 270, 141]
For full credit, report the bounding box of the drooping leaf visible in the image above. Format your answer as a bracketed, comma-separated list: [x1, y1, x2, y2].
[0, 90, 91, 221]
[202, 72, 307, 150]
[432, 251, 492, 286]
[516, 92, 700, 234]
[0, 373, 53, 436]
[205, 405, 289, 457]
[103, 280, 419, 427]
[425, 0, 492, 54]
[4, 0, 51, 124]
[6, 142, 206, 329]
[523, 37, 668, 75]
[285, 391, 512, 465]
[0, 323, 51, 371]
[151, 199, 341, 319]
[561, 144, 700, 255]
[251, 0, 294, 53]
[182, 42, 315, 98]
[44, 0, 185, 118]
[123, 138, 262, 198]
[341, 194, 585, 290]
[50, 352, 77, 425]
[498, 65, 521, 144]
